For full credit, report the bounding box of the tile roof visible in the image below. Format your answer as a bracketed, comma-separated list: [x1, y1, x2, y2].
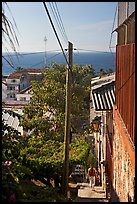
[7, 68, 44, 79]
[25, 68, 44, 72]
[7, 72, 26, 79]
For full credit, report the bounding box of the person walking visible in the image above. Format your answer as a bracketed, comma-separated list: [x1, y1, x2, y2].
[88, 164, 98, 190]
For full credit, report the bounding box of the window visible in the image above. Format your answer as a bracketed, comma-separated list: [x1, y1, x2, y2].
[20, 97, 26, 101]
[12, 79, 16, 82]
[9, 86, 15, 90]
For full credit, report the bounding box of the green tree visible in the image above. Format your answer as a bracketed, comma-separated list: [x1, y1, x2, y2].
[19, 63, 96, 191]
[2, 108, 33, 202]
[98, 68, 106, 77]
[21, 63, 96, 141]
[19, 133, 90, 189]
[106, 68, 113, 74]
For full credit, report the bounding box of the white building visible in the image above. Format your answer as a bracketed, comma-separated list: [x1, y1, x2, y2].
[5, 68, 44, 100]
[2, 81, 7, 101]
[16, 85, 32, 101]
[6, 72, 30, 100]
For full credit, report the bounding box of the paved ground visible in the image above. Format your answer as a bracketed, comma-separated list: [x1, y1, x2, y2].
[72, 182, 109, 202]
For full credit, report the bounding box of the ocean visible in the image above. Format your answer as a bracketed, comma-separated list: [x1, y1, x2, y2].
[2, 51, 116, 76]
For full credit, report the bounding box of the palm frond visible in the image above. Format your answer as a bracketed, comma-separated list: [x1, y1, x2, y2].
[2, 2, 20, 69]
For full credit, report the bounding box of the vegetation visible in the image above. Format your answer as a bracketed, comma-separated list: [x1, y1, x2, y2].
[21, 63, 96, 139]
[2, 2, 112, 201]
[2, 63, 98, 201]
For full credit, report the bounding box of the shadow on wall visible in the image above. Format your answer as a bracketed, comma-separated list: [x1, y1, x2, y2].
[110, 189, 134, 202]
[110, 187, 120, 202]
[109, 181, 135, 202]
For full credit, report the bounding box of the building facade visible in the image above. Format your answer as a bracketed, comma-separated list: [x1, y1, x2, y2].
[110, 2, 135, 202]
[5, 68, 44, 100]
[90, 73, 115, 193]
[6, 72, 30, 100]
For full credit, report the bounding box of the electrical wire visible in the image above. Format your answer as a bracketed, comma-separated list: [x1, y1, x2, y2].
[76, 48, 114, 54]
[2, 49, 62, 56]
[42, 2, 69, 68]
[2, 56, 16, 70]
[3, 48, 116, 69]
[54, 2, 68, 43]
[108, 3, 118, 69]
[49, 2, 68, 44]
[30, 51, 63, 67]
[109, 3, 118, 51]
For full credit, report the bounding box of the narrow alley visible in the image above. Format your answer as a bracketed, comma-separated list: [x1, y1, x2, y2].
[69, 180, 109, 202]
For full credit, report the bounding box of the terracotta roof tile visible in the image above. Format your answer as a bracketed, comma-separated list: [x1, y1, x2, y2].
[25, 68, 44, 72]
[7, 72, 26, 79]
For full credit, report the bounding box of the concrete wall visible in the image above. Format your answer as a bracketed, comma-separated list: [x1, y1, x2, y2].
[2, 82, 7, 100]
[112, 114, 135, 202]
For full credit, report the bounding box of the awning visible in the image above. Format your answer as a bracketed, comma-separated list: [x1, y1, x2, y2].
[91, 80, 115, 111]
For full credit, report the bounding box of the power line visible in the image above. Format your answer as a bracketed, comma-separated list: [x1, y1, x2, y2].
[108, 3, 117, 68]
[3, 48, 116, 57]
[2, 49, 62, 56]
[2, 56, 16, 70]
[109, 3, 118, 51]
[30, 51, 63, 67]
[49, 2, 68, 44]
[54, 2, 68, 43]
[42, 2, 69, 68]
[76, 48, 115, 54]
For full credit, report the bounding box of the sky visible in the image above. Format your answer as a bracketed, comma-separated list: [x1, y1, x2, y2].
[2, 2, 118, 53]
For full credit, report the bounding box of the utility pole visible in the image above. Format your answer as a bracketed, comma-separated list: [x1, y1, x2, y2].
[62, 41, 73, 198]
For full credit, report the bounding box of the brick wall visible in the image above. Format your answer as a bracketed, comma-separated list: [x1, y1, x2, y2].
[112, 116, 135, 202]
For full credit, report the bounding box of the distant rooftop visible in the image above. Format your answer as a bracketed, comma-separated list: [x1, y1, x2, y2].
[7, 68, 44, 79]
[25, 68, 44, 73]
[7, 72, 27, 79]
[91, 73, 115, 90]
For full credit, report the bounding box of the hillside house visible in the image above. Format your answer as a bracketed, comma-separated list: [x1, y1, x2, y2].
[5, 68, 44, 100]
[16, 85, 32, 101]
[6, 72, 29, 100]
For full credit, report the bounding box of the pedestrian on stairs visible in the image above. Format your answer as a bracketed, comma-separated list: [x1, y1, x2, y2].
[88, 164, 98, 190]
